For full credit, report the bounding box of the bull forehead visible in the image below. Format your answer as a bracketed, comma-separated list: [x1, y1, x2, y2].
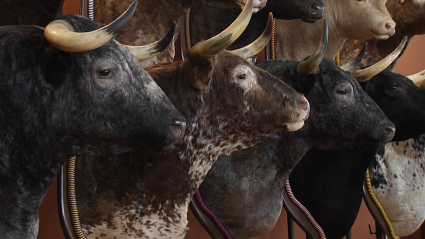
[86, 41, 165, 98]
[371, 137, 425, 236]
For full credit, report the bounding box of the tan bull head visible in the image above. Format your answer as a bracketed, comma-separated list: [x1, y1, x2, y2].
[334, 0, 396, 40]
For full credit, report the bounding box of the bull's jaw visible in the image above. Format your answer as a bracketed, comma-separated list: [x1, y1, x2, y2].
[79, 112, 272, 239]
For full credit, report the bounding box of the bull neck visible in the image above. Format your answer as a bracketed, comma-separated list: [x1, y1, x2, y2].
[274, 130, 312, 184]
[274, 18, 344, 61]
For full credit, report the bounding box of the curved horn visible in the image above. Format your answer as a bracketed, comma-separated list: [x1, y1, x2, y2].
[44, 1, 137, 52]
[340, 43, 368, 71]
[406, 68, 425, 84]
[354, 36, 408, 82]
[230, 13, 273, 59]
[126, 22, 176, 61]
[188, 0, 253, 61]
[296, 19, 328, 75]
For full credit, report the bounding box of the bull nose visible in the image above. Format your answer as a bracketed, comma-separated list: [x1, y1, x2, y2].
[381, 20, 396, 36]
[384, 125, 395, 142]
[170, 119, 186, 145]
[309, 4, 324, 16]
[298, 97, 310, 120]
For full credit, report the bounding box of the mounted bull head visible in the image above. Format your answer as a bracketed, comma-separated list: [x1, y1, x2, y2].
[191, 21, 400, 239]
[274, 0, 396, 62]
[67, 1, 310, 238]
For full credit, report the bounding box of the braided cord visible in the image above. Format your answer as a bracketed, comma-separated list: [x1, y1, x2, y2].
[67, 156, 87, 239]
[365, 169, 398, 239]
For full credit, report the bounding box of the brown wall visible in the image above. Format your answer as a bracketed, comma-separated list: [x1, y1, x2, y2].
[37, 1, 425, 238]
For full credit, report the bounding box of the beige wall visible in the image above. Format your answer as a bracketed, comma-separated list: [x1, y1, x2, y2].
[37, 1, 425, 238]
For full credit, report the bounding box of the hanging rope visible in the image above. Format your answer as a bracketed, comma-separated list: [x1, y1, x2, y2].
[365, 169, 398, 239]
[270, 18, 276, 60]
[88, 0, 94, 20]
[285, 180, 327, 239]
[67, 156, 87, 239]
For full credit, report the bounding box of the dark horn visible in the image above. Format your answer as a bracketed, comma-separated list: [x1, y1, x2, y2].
[296, 19, 328, 75]
[126, 22, 176, 61]
[340, 43, 368, 72]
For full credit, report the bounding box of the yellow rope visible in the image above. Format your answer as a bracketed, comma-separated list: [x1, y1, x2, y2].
[335, 51, 341, 66]
[68, 156, 87, 239]
[365, 169, 398, 239]
[270, 18, 276, 60]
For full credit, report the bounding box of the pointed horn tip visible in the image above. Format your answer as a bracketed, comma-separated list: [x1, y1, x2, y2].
[296, 18, 328, 75]
[188, 0, 253, 61]
[265, 13, 274, 35]
[340, 42, 368, 72]
[354, 36, 408, 82]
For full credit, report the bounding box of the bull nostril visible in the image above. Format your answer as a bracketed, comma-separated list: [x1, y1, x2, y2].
[309, 4, 324, 15]
[309, 4, 318, 14]
[385, 126, 395, 142]
[298, 98, 309, 111]
[385, 22, 395, 31]
[170, 119, 186, 144]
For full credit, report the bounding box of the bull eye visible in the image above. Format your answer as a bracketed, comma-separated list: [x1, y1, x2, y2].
[334, 83, 353, 96]
[237, 74, 246, 80]
[389, 85, 401, 91]
[337, 89, 348, 94]
[98, 69, 112, 77]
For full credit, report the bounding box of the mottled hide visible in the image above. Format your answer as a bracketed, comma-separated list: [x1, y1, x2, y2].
[189, 0, 324, 50]
[340, 0, 425, 70]
[94, 0, 266, 68]
[198, 58, 395, 239]
[274, 0, 395, 61]
[0, 13, 184, 239]
[73, 50, 309, 239]
[370, 136, 425, 237]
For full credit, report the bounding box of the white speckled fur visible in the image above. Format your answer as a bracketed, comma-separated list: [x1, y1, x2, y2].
[82, 106, 266, 238]
[370, 135, 425, 236]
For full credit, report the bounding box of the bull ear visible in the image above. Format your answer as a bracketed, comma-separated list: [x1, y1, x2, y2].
[186, 60, 214, 91]
[43, 47, 73, 86]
